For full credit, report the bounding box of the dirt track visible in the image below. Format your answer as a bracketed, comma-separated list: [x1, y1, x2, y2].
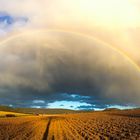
[0, 110, 139, 140]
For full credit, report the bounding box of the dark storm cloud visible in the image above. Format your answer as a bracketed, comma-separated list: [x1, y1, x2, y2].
[0, 31, 140, 108]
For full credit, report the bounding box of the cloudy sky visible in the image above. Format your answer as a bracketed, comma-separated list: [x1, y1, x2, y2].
[0, 0, 140, 110]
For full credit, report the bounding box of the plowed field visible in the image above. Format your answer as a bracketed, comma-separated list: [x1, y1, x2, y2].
[0, 110, 139, 140]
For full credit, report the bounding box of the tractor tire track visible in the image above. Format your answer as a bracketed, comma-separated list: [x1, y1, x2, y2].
[42, 117, 52, 140]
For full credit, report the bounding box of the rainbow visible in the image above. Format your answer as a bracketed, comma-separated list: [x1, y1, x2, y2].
[0, 29, 140, 74]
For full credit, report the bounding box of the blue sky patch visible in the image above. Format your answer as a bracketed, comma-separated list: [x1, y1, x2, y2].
[0, 11, 28, 34]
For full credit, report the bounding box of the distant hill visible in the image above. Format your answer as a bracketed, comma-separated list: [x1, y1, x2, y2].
[0, 105, 76, 114]
[0, 106, 14, 112]
[14, 108, 76, 114]
[103, 108, 121, 111]
[1, 105, 139, 115]
[124, 108, 140, 111]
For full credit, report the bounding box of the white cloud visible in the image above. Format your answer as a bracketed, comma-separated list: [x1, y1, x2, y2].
[0, 12, 28, 36]
[32, 100, 45, 104]
[47, 101, 91, 110]
[30, 105, 41, 108]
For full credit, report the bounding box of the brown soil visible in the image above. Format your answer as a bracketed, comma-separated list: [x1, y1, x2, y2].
[0, 110, 139, 140]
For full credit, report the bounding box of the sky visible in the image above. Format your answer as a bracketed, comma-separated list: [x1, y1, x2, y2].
[0, 0, 140, 110]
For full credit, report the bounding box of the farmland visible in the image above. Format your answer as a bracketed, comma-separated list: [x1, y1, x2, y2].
[0, 111, 28, 117]
[0, 109, 139, 140]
